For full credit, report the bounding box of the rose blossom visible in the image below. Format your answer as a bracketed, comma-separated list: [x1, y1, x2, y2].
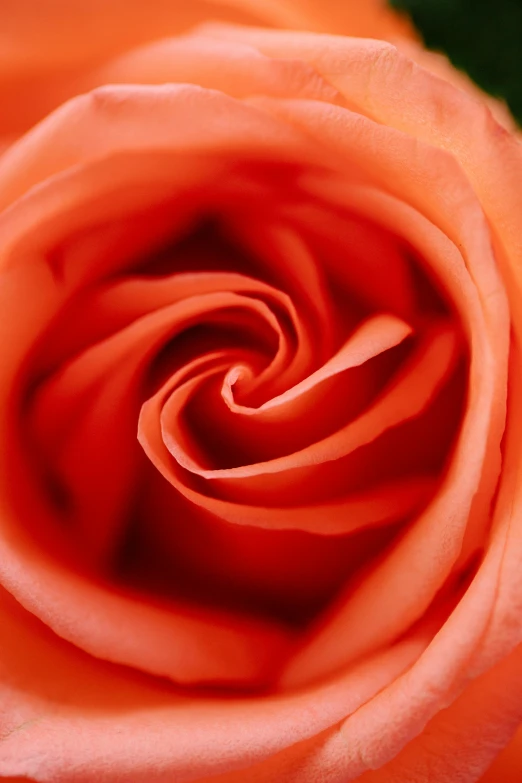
[1, 1, 522, 782]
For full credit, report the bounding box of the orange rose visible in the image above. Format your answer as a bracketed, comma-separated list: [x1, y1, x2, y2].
[1, 2, 522, 783]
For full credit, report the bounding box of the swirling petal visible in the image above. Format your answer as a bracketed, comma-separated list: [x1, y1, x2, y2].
[162, 324, 457, 479]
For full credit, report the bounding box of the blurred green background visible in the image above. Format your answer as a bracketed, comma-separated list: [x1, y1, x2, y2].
[389, 0, 522, 124]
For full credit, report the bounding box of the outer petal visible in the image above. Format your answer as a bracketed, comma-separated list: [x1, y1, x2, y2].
[0, 0, 414, 75]
[0, 583, 433, 781]
[172, 647, 522, 783]
[0, 82, 311, 211]
[0, 0, 415, 144]
[395, 40, 516, 132]
[207, 29, 522, 302]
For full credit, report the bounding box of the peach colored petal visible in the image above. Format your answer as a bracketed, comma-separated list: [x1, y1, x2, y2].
[220, 314, 411, 415]
[341, 647, 522, 783]
[100, 269, 314, 403]
[0, 31, 343, 145]
[144, 392, 436, 534]
[308, 354, 522, 781]
[163, 325, 457, 480]
[0, 0, 415, 76]
[361, 398, 522, 782]
[0, 83, 309, 211]
[0, 1, 415, 140]
[0, 506, 294, 688]
[223, 220, 338, 370]
[191, 647, 522, 782]
[93, 34, 341, 105]
[462, 348, 522, 676]
[203, 31, 508, 331]
[89, 270, 314, 358]
[287, 181, 502, 568]
[0, 1, 257, 75]
[395, 40, 517, 132]
[0, 275, 300, 684]
[58, 266, 321, 393]
[226, 27, 521, 329]
[138, 313, 433, 535]
[177, 477, 433, 535]
[29, 290, 284, 558]
[0, 582, 433, 782]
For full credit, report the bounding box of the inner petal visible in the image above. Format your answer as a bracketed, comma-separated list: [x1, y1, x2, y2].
[7, 142, 474, 680]
[25, 292, 283, 563]
[155, 313, 413, 471]
[160, 323, 459, 479]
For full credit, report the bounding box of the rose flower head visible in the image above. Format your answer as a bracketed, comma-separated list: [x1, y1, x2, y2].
[1, 1, 522, 782]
